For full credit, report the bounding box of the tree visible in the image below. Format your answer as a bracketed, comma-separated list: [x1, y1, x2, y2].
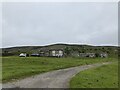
[95, 53, 99, 57]
[81, 48, 86, 53]
[64, 47, 71, 56]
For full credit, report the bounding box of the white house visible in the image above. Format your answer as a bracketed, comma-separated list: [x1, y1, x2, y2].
[51, 50, 63, 57]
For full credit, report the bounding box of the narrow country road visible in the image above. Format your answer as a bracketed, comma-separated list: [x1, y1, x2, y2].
[3, 62, 111, 88]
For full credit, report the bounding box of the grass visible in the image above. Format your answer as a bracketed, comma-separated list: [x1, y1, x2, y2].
[0, 57, 2, 83]
[70, 62, 118, 88]
[2, 56, 117, 83]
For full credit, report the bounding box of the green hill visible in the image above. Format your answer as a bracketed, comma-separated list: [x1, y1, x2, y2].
[1, 43, 118, 57]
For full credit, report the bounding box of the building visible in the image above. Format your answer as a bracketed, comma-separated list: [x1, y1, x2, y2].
[99, 53, 108, 58]
[71, 51, 80, 57]
[79, 53, 95, 58]
[19, 53, 27, 57]
[49, 49, 64, 57]
[19, 48, 108, 58]
[39, 49, 64, 57]
[39, 50, 50, 57]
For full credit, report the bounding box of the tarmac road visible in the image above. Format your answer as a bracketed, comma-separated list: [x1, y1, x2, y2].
[2, 62, 111, 88]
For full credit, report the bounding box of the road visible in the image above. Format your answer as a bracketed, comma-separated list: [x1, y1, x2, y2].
[2, 62, 111, 88]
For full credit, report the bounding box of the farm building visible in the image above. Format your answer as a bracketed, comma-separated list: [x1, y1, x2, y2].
[39, 50, 51, 57]
[71, 51, 80, 57]
[79, 53, 95, 58]
[19, 53, 27, 57]
[39, 49, 64, 57]
[18, 48, 108, 58]
[49, 49, 64, 57]
[19, 53, 29, 57]
[99, 53, 108, 58]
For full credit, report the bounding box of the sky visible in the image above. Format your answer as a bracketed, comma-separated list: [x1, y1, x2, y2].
[1, 2, 118, 48]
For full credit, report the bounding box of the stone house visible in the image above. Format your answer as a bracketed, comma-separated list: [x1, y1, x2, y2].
[99, 53, 108, 58]
[79, 53, 95, 58]
[71, 51, 80, 57]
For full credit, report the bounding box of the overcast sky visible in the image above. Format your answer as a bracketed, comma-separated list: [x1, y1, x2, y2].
[2, 2, 118, 48]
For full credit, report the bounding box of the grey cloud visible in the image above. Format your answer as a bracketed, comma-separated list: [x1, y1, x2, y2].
[2, 2, 118, 47]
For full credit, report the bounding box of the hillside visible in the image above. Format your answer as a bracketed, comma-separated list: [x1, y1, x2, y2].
[1, 43, 118, 57]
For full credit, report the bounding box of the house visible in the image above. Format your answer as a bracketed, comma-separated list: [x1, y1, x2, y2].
[86, 53, 95, 57]
[19, 53, 27, 57]
[39, 51, 45, 56]
[39, 50, 50, 57]
[79, 53, 95, 58]
[39, 49, 64, 57]
[49, 49, 64, 57]
[71, 51, 80, 57]
[79, 53, 87, 57]
[99, 53, 108, 58]
[18, 47, 108, 58]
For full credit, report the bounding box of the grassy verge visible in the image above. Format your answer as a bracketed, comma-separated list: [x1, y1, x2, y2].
[2, 56, 117, 83]
[0, 57, 2, 83]
[70, 62, 118, 88]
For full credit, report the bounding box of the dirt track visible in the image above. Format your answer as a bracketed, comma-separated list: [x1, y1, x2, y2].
[3, 62, 111, 88]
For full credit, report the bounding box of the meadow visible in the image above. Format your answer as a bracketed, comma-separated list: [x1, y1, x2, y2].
[2, 56, 117, 83]
[70, 62, 118, 88]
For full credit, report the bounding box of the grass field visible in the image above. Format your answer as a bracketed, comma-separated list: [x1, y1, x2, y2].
[70, 62, 118, 88]
[0, 57, 2, 83]
[2, 56, 117, 83]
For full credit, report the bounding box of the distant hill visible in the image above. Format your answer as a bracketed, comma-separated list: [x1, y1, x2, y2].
[1, 43, 118, 57]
